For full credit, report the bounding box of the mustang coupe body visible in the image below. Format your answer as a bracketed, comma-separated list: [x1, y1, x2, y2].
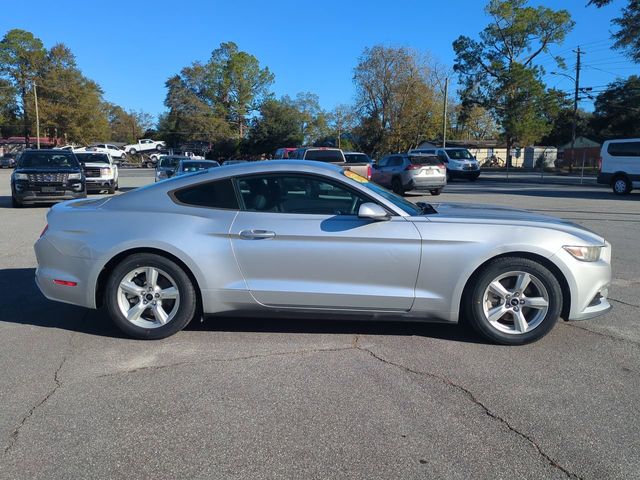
[34, 161, 611, 344]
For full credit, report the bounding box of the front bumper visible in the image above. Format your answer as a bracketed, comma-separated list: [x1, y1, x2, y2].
[13, 186, 86, 204]
[86, 178, 115, 191]
[449, 169, 480, 179]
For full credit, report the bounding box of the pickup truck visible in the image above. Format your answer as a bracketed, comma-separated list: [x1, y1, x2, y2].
[289, 147, 373, 179]
[123, 139, 166, 155]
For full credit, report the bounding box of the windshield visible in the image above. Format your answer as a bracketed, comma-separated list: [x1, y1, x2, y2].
[75, 153, 110, 164]
[446, 149, 474, 160]
[344, 153, 371, 164]
[181, 161, 218, 172]
[160, 156, 183, 168]
[18, 152, 80, 169]
[304, 149, 344, 162]
[409, 155, 440, 166]
[341, 170, 422, 215]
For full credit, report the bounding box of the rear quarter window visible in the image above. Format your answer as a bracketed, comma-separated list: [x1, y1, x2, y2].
[607, 142, 640, 157]
[172, 178, 239, 209]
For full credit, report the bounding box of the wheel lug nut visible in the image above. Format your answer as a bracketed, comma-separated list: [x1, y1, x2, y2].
[152, 301, 156, 306]
[513, 306, 519, 312]
[155, 293, 160, 298]
[143, 300, 147, 304]
[520, 300, 525, 305]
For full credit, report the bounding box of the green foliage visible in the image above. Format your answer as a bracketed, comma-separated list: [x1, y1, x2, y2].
[245, 98, 303, 155]
[107, 104, 154, 143]
[589, 0, 640, 62]
[453, 0, 574, 163]
[352, 45, 441, 155]
[590, 75, 640, 139]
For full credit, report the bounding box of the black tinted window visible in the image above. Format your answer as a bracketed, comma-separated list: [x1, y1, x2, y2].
[303, 149, 344, 162]
[607, 142, 640, 157]
[76, 153, 110, 164]
[237, 174, 368, 215]
[173, 179, 238, 209]
[19, 152, 79, 169]
[344, 153, 370, 164]
[409, 155, 440, 165]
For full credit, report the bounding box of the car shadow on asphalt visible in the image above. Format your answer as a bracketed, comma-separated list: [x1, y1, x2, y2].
[0, 267, 484, 344]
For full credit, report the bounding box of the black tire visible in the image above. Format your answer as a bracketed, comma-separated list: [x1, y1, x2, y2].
[107, 183, 116, 194]
[469, 175, 479, 182]
[129, 148, 137, 155]
[462, 257, 562, 345]
[11, 195, 22, 208]
[612, 175, 631, 195]
[446, 172, 452, 182]
[429, 188, 442, 196]
[392, 177, 404, 195]
[105, 253, 197, 339]
[156, 145, 162, 151]
[114, 179, 119, 191]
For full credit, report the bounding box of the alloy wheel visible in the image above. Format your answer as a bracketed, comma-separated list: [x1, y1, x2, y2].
[117, 266, 180, 328]
[482, 270, 549, 335]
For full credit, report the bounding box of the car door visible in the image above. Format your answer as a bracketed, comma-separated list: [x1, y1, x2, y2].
[371, 156, 389, 185]
[229, 173, 421, 311]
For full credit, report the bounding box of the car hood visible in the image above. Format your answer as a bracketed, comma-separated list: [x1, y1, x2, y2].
[426, 202, 604, 244]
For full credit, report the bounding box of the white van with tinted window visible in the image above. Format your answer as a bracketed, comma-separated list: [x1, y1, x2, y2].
[597, 139, 640, 195]
[409, 147, 481, 181]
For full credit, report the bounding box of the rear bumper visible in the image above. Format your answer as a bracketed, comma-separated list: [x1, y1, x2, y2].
[597, 172, 612, 185]
[408, 176, 447, 190]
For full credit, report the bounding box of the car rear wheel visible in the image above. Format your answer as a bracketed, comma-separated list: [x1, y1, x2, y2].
[129, 148, 137, 155]
[105, 253, 197, 339]
[464, 257, 562, 345]
[612, 176, 631, 195]
[392, 177, 404, 195]
[429, 188, 442, 196]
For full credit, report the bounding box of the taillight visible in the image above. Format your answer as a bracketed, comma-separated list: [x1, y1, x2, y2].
[40, 225, 48, 238]
[366, 163, 372, 179]
[597, 157, 602, 171]
[438, 163, 445, 169]
[405, 164, 419, 170]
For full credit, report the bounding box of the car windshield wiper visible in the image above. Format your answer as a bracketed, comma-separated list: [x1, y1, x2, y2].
[416, 202, 437, 215]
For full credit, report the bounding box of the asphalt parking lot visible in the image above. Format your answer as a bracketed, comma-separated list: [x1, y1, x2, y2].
[1, 169, 639, 479]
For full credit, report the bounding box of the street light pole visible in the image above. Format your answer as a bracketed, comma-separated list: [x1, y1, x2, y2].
[442, 77, 449, 148]
[569, 47, 581, 173]
[33, 82, 41, 149]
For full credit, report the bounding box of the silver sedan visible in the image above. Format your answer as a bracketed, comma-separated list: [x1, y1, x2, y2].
[34, 161, 612, 344]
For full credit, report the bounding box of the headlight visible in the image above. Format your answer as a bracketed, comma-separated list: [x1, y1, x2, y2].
[563, 245, 603, 262]
[68, 173, 82, 180]
[100, 167, 111, 176]
[14, 173, 28, 180]
[157, 171, 167, 178]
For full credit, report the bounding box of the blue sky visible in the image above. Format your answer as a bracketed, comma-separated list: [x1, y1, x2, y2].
[1, 0, 636, 120]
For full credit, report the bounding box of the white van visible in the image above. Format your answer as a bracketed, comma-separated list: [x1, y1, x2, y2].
[597, 139, 640, 195]
[409, 147, 481, 181]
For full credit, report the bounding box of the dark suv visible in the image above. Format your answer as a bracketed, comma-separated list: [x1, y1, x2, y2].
[11, 149, 86, 207]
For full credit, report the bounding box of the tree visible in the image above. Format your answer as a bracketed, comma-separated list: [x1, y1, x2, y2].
[589, 0, 640, 62]
[107, 104, 154, 143]
[0, 29, 46, 144]
[453, 104, 499, 140]
[0, 78, 19, 137]
[590, 75, 640, 139]
[206, 42, 274, 137]
[245, 98, 303, 154]
[352, 45, 440, 155]
[158, 73, 231, 147]
[28, 43, 110, 144]
[282, 92, 329, 145]
[453, 0, 574, 165]
[327, 104, 356, 149]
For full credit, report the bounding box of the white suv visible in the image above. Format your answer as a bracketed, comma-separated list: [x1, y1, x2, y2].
[597, 139, 640, 195]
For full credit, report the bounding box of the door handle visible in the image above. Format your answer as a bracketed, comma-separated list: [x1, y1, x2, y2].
[239, 229, 276, 240]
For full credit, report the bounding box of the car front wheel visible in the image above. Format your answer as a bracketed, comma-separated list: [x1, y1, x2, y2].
[105, 253, 197, 339]
[429, 188, 442, 196]
[464, 257, 562, 345]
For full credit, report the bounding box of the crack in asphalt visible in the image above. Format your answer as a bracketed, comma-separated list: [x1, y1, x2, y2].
[3, 355, 67, 456]
[97, 345, 357, 378]
[609, 297, 640, 309]
[356, 345, 583, 480]
[561, 322, 640, 347]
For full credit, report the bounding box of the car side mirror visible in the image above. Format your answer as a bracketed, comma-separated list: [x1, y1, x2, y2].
[358, 202, 389, 221]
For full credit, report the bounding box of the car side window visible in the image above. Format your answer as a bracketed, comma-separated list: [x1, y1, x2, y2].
[437, 151, 448, 162]
[389, 156, 402, 167]
[236, 174, 370, 215]
[378, 156, 389, 168]
[172, 178, 239, 210]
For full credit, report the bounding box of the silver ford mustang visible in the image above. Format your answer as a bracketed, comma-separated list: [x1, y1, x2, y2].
[34, 160, 612, 344]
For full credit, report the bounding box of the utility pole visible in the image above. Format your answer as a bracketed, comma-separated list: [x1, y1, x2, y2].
[442, 77, 449, 148]
[33, 82, 41, 149]
[569, 47, 581, 173]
